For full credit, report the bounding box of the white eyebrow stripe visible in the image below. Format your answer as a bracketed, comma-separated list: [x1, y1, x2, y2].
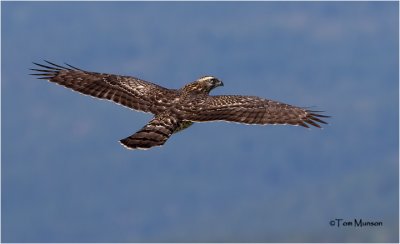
[198, 76, 215, 82]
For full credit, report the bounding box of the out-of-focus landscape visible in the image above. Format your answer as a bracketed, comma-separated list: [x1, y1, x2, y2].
[2, 2, 398, 242]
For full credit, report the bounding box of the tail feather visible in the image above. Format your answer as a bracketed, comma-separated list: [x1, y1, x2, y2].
[120, 115, 180, 150]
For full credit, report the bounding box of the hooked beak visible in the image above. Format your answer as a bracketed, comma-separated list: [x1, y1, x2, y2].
[218, 80, 224, 87]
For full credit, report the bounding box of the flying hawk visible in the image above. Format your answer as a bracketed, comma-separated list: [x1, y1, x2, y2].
[31, 61, 328, 150]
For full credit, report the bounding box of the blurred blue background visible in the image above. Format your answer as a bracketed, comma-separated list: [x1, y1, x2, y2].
[2, 2, 398, 242]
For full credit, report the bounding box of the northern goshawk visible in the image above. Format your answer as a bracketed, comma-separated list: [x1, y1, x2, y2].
[31, 61, 328, 150]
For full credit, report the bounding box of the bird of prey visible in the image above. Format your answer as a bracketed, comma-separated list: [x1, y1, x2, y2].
[31, 61, 328, 150]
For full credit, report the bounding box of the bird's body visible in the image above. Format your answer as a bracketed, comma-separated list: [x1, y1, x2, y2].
[31, 61, 328, 150]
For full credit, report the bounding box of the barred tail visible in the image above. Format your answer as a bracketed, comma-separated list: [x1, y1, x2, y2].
[119, 115, 180, 150]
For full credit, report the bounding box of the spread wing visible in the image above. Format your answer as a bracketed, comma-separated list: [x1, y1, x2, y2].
[180, 95, 328, 128]
[30, 61, 175, 114]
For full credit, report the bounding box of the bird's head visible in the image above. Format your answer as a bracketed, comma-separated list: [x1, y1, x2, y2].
[182, 76, 224, 94]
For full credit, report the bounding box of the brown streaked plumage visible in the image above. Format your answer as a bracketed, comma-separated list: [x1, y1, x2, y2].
[31, 61, 329, 150]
